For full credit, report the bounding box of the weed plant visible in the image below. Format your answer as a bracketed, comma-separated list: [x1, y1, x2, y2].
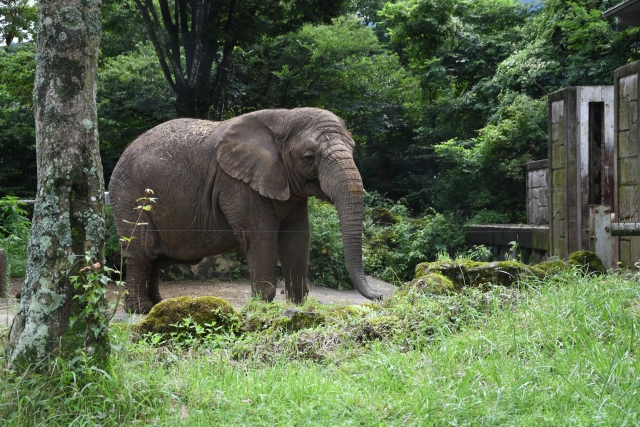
[2, 267, 639, 425]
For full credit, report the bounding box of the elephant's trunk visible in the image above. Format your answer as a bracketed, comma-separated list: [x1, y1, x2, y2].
[319, 150, 382, 300]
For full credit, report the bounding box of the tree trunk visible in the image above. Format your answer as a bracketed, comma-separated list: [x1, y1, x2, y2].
[5, 0, 107, 371]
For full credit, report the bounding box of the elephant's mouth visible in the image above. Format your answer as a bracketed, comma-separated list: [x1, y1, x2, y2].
[305, 178, 330, 201]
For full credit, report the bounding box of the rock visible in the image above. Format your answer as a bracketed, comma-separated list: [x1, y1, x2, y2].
[160, 251, 248, 281]
[135, 296, 241, 339]
[567, 250, 606, 275]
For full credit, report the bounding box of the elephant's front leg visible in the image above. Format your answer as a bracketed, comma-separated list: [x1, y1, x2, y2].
[278, 216, 310, 304]
[243, 229, 279, 302]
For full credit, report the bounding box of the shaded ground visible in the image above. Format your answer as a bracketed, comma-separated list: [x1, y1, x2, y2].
[0, 276, 395, 326]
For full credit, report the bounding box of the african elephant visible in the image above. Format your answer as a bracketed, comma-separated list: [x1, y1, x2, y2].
[108, 108, 382, 314]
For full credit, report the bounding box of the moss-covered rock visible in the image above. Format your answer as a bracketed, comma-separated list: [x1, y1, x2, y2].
[408, 272, 456, 295]
[535, 257, 570, 275]
[136, 296, 241, 339]
[567, 250, 606, 275]
[413, 260, 544, 291]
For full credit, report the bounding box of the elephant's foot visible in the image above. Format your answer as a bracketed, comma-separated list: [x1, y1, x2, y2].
[124, 297, 155, 314]
[284, 281, 309, 304]
[252, 281, 277, 302]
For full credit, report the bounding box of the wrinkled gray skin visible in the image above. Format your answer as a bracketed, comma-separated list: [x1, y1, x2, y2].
[109, 108, 382, 313]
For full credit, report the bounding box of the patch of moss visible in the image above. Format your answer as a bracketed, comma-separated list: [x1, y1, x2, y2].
[568, 250, 606, 275]
[136, 296, 241, 339]
[536, 257, 570, 275]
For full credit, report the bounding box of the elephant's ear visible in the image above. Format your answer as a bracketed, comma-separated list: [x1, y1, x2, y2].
[215, 114, 290, 201]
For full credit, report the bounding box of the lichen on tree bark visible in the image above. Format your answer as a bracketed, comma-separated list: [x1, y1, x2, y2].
[5, 0, 108, 370]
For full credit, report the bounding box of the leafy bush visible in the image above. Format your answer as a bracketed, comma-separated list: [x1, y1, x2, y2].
[308, 194, 467, 289]
[308, 198, 351, 289]
[363, 206, 467, 284]
[0, 196, 30, 278]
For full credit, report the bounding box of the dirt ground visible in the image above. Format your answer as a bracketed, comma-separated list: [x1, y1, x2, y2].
[0, 276, 395, 326]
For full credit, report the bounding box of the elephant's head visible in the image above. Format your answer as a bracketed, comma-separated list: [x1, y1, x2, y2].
[215, 108, 382, 300]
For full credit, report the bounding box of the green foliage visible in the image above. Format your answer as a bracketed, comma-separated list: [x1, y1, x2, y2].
[0, 196, 29, 278]
[432, 93, 547, 221]
[0, 43, 36, 197]
[98, 42, 176, 186]
[363, 198, 467, 283]
[495, 0, 640, 95]
[103, 206, 120, 270]
[69, 253, 118, 346]
[0, 0, 37, 49]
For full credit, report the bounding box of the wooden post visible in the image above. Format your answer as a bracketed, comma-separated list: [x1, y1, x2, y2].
[0, 249, 6, 298]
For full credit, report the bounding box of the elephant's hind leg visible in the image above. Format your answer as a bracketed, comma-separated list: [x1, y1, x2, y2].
[124, 259, 155, 314]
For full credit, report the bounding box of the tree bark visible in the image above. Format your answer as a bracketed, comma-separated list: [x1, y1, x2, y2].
[5, 0, 107, 370]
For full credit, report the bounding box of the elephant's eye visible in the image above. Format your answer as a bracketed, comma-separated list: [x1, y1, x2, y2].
[302, 153, 315, 165]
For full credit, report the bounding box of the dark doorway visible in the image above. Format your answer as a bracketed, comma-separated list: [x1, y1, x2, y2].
[588, 102, 604, 205]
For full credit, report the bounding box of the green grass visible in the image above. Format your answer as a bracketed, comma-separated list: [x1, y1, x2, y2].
[1, 269, 639, 425]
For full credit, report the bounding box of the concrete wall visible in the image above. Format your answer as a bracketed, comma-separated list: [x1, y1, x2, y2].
[614, 62, 640, 267]
[526, 159, 549, 225]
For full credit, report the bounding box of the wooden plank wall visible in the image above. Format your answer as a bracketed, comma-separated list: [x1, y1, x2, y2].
[549, 91, 568, 259]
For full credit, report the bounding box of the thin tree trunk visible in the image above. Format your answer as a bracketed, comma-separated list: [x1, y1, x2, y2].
[5, 0, 107, 371]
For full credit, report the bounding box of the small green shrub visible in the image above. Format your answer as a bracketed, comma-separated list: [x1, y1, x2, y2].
[308, 197, 351, 289]
[0, 196, 30, 278]
[363, 204, 467, 284]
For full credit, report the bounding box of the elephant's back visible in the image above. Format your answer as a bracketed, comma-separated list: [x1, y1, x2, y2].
[129, 118, 224, 156]
[109, 119, 227, 207]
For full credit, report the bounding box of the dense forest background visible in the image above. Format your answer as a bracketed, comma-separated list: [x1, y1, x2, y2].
[1, 0, 639, 223]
